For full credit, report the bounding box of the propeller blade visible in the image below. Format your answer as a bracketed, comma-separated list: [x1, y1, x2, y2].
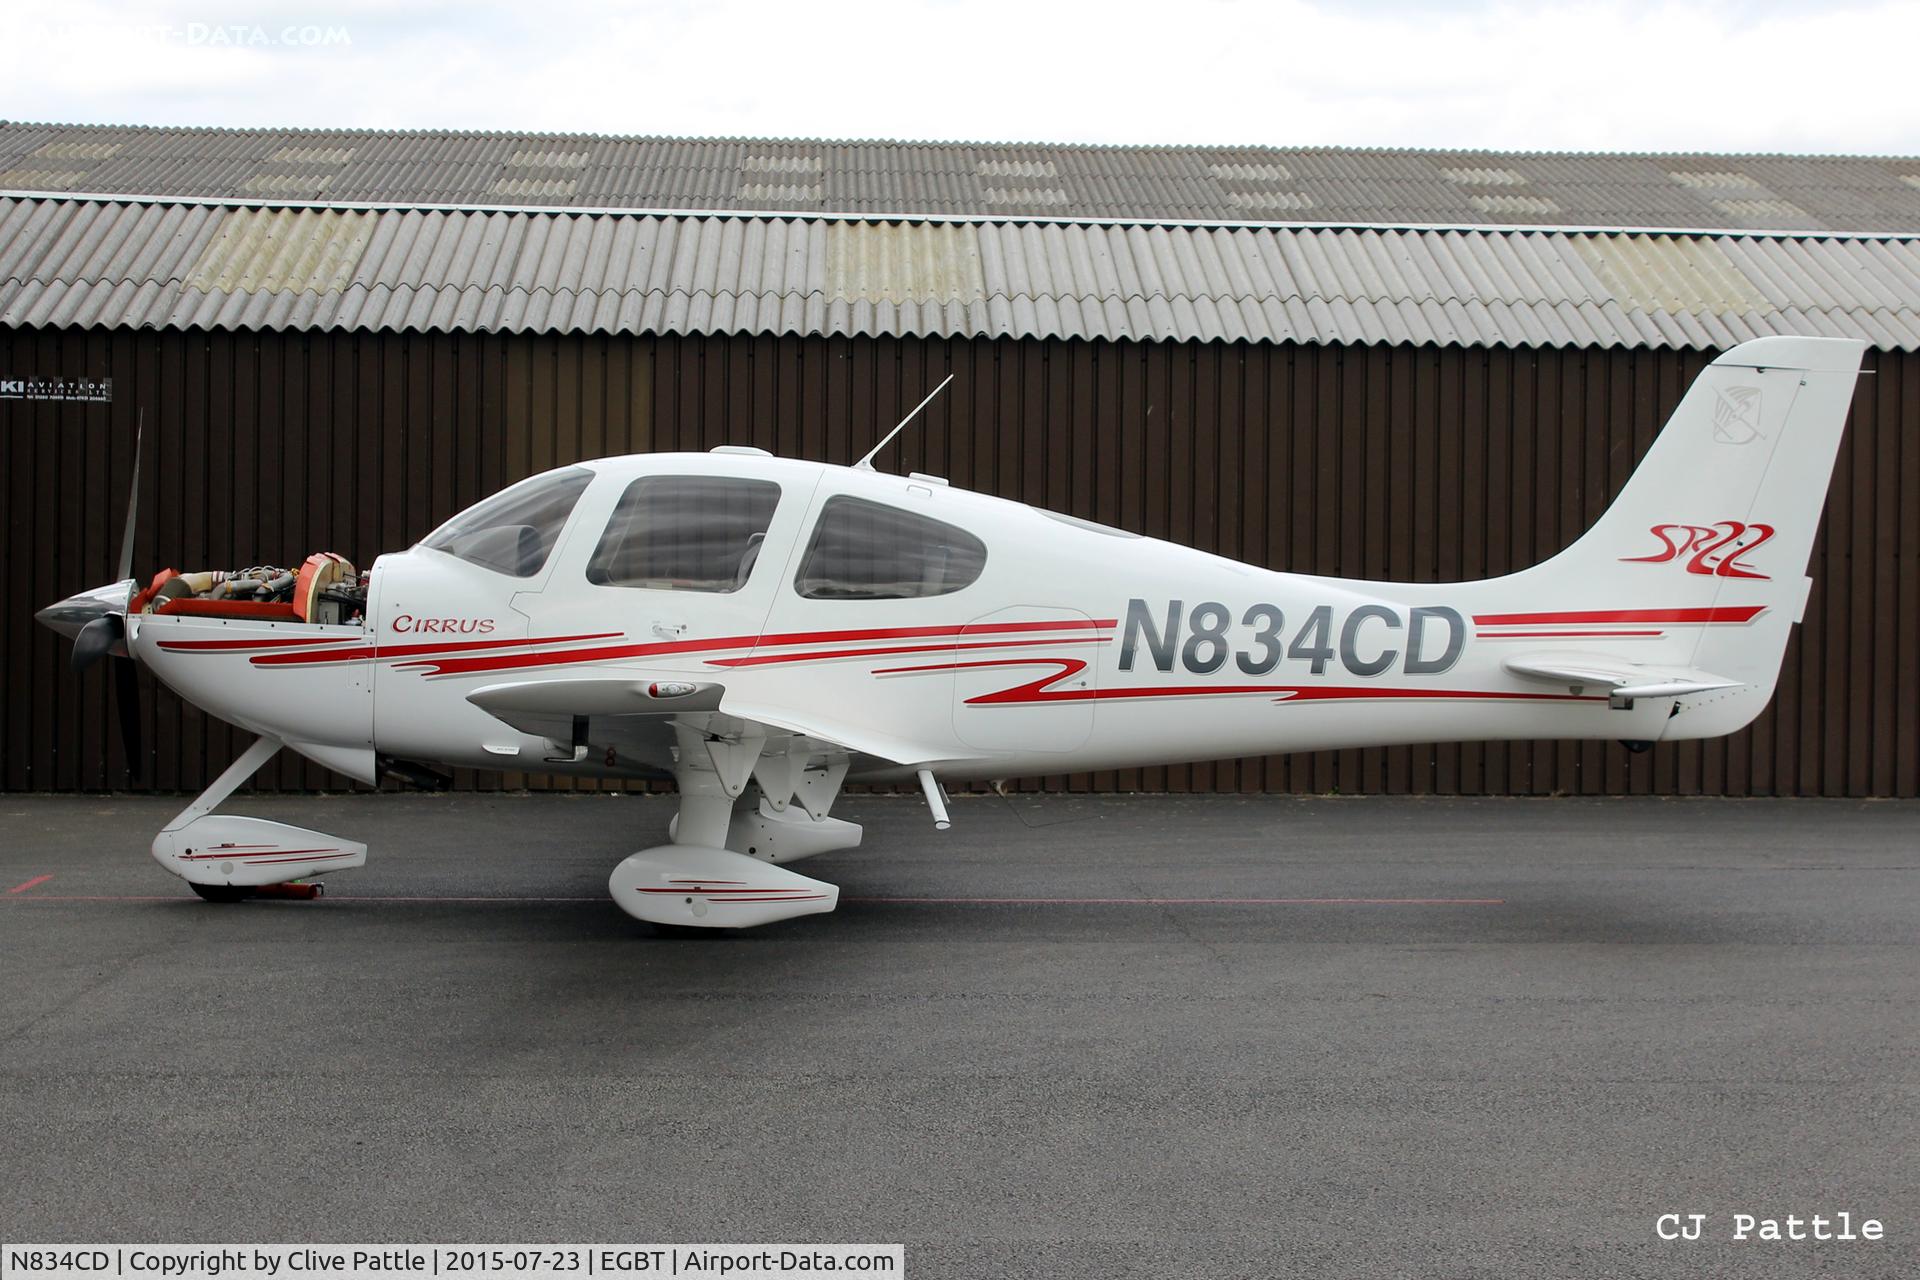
[72, 613, 125, 673]
[112, 655, 144, 781]
[117, 412, 143, 583]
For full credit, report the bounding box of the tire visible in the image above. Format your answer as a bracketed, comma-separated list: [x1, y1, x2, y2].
[648, 921, 718, 939]
[189, 882, 251, 904]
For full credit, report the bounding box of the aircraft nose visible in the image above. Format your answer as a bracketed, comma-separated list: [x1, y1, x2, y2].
[35, 579, 137, 642]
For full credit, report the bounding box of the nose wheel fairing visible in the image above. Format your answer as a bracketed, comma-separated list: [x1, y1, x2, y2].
[156, 815, 368, 887]
[150, 735, 367, 892]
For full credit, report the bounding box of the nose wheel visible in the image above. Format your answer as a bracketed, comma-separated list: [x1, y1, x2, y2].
[188, 880, 324, 903]
[189, 882, 252, 904]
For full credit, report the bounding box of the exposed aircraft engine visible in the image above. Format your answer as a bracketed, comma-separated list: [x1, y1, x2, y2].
[133, 553, 368, 625]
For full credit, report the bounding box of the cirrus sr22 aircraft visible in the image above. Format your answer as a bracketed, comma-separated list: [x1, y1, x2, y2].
[38, 336, 1863, 930]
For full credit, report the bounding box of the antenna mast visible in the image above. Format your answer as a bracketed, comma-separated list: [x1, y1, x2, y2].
[854, 374, 955, 471]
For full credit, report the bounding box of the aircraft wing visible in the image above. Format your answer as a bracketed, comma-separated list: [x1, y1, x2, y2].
[1502, 652, 1742, 700]
[464, 675, 945, 776]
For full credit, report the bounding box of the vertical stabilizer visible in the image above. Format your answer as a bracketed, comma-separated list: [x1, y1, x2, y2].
[1492, 336, 1865, 738]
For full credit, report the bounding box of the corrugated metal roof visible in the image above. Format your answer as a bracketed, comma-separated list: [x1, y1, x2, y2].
[8, 122, 1920, 232]
[4, 195, 1920, 350]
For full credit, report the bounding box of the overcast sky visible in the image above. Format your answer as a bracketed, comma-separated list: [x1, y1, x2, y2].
[8, 0, 1917, 155]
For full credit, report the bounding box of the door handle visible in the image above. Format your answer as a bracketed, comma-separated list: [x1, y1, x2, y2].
[651, 620, 688, 639]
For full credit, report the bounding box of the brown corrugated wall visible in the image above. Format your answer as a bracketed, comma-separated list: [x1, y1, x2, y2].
[3, 326, 1914, 796]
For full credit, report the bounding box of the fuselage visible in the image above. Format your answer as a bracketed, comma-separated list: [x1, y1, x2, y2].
[127, 448, 1686, 784]
[42, 335, 1862, 925]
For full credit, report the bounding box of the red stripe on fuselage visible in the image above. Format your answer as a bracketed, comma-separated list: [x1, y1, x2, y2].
[877, 656, 1608, 705]
[1473, 606, 1764, 626]
[707, 634, 1111, 668]
[156, 636, 349, 652]
[404, 618, 1120, 677]
[1474, 629, 1666, 638]
[377, 632, 620, 658]
[251, 631, 624, 666]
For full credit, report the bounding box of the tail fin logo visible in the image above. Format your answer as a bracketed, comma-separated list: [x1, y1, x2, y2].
[1712, 385, 1765, 445]
[1621, 521, 1775, 579]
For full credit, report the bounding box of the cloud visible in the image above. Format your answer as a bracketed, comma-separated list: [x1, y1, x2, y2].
[4, 0, 1917, 154]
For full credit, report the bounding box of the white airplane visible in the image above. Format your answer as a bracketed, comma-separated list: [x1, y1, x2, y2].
[37, 335, 1863, 929]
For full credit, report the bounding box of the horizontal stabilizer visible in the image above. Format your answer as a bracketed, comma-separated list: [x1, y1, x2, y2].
[1503, 652, 1742, 701]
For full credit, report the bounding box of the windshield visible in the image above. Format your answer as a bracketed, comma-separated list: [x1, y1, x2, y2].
[420, 467, 593, 577]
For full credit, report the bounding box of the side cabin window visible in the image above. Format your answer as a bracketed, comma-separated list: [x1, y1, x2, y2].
[586, 475, 782, 592]
[795, 496, 988, 600]
[420, 466, 593, 578]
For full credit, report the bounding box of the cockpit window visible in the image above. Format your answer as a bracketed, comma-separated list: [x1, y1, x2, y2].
[795, 496, 988, 600]
[586, 475, 782, 592]
[420, 466, 592, 578]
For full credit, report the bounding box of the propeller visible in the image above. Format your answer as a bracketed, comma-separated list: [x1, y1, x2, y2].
[71, 613, 124, 672]
[48, 414, 145, 779]
[112, 647, 143, 779]
[118, 411, 141, 584]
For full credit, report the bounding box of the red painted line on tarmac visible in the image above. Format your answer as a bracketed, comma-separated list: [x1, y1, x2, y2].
[2, 894, 186, 902]
[844, 895, 1506, 906]
[330, 895, 606, 902]
[0, 893, 604, 903]
[7, 874, 54, 894]
[3, 891, 1503, 906]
